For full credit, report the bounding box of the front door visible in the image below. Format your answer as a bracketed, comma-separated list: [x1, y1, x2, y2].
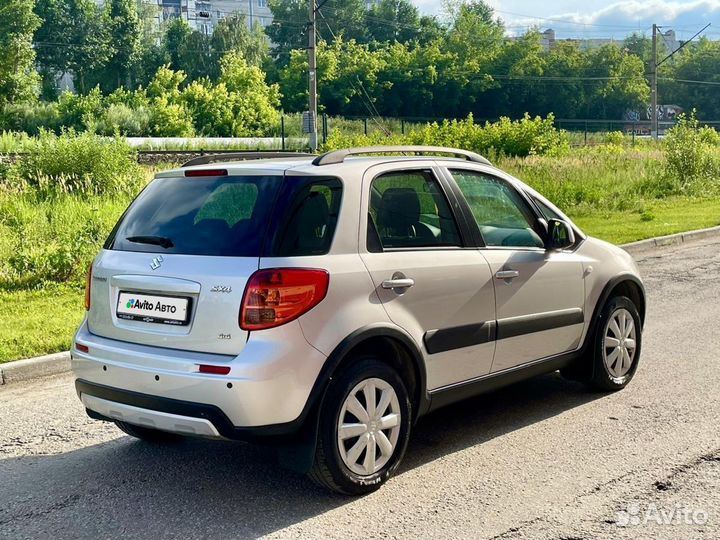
[359, 165, 497, 390]
[447, 168, 586, 372]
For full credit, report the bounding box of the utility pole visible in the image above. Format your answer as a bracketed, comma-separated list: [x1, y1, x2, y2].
[650, 22, 710, 139]
[307, 0, 318, 151]
[651, 24, 658, 140]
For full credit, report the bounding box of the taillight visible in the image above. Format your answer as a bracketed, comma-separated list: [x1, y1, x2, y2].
[185, 169, 228, 177]
[240, 268, 329, 330]
[84, 264, 92, 311]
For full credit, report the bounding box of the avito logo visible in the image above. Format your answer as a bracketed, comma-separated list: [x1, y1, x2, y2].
[126, 299, 155, 311]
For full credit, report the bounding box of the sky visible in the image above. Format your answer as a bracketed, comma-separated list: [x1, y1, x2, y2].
[415, 0, 720, 40]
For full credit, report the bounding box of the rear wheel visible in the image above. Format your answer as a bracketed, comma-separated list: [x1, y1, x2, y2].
[115, 421, 184, 443]
[308, 357, 411, 495]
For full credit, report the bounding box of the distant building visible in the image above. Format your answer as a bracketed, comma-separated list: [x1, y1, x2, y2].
[138, 0, 274, 33]
[535, 28, 683, 53]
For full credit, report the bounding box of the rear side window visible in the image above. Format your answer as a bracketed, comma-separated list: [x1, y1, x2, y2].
[106, 175, 282, 257]
[270, 177, 343, 256]
[368, 170, 461, 249]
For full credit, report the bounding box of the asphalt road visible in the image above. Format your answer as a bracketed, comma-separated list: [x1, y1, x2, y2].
[2, 238, 720, 540]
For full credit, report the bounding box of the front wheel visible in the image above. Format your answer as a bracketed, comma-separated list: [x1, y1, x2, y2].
[308, 357, 412, 495]
[588, 296, 642, 391]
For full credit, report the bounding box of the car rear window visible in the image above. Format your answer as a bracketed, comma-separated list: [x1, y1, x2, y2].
[106, 175, 282, 257]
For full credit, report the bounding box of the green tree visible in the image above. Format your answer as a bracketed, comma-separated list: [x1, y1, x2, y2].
[585, 44, 650, 119]
[266, 0, 308, 64]
[0, 0, 41, 106]
[366, 0, 421, 43]
[104, 0, 141, 89]
[664, 39, 720, 118]
[34, 0, 112, 94]
[164, 17, 194, 71]
[210, 14, 269, 74]
[132, 1, 168, 88]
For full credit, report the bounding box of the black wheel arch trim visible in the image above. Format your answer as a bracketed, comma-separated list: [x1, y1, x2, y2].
[317, 323, 431, 419]
[589, 273, 646, 336]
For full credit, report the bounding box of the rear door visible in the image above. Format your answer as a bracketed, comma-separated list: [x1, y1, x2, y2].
[445, 167, 586, 372]
[359, 163, 497, 390]
[88, 173, 283, 356]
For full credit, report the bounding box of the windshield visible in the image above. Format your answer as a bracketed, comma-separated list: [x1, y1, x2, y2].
[106, 175, 283, 257]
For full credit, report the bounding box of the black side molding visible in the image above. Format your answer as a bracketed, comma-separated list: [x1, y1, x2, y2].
[496, 308, 584, 340]
[424, 321, 496, 354]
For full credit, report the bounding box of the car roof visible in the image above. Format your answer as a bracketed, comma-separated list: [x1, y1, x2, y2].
[157, 155, 495, 178]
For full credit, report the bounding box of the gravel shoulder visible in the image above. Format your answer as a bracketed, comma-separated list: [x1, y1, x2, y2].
[1, 238, 720, 540]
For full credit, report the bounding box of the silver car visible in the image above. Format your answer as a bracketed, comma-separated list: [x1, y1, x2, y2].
[72, 146, 645, 494]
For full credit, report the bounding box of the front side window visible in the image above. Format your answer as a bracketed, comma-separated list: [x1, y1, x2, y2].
[450, 170, 545, 249]
[368, 170, 461, 250]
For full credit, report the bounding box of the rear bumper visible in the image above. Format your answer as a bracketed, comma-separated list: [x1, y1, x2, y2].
[76, 379, 305, 440]
[72, 320, 328, 436]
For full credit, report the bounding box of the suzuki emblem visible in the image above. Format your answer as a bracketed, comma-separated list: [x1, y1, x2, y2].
[150, 255, 164, 270]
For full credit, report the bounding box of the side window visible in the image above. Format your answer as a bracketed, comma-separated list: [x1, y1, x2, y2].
[532, 196, 562, 221]
[450, 170, 545, 249]
[368, 170, 461, 249]
[273, 178, 342, 256]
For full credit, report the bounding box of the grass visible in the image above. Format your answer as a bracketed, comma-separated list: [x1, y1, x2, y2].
[0, 284, 85, 362]
[572, 197, 720, 244]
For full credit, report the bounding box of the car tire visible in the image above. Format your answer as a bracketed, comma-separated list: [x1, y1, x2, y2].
[308, 356, 412, 495]
[115, 421, 184, 443]
[587, 295, 642, 391]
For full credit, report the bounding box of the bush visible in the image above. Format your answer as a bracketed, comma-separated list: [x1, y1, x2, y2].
[11, 130, 143, 196]
[604, 131, 625, 146]
[97, 104, 152, 136]
[664, 112, 720, 193]
[150, 97, 195, 137]
[56, 88, 105, 131]
[323, 114, 570, 158]
[0, 102, 62, 135]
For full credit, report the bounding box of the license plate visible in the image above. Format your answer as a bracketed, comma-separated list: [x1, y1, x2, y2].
[116, 291, 191, 326]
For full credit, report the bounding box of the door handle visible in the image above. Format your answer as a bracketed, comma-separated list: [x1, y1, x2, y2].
[382, 278, 415, 289]
[495, 270, 519, 280]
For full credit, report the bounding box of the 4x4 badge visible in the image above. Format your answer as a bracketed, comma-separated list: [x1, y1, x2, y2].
[150, 256, 164, 270]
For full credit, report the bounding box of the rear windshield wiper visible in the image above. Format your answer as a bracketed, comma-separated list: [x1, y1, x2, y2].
[125, 235, 174, 249]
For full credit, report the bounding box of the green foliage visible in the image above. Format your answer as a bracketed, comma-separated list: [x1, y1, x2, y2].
[34, 0, 113, 94]
[0, 0, 41, 106]
[0, 102, 61, 135]
[664, 112, 720, 193]
[604, 131, 626, 145]
[9, 130, 143, 196]
[96, 104, 151, 136]
[324, 114, 570, 158]
[149, 96, 194, 137]
[0, 190, 133, 289]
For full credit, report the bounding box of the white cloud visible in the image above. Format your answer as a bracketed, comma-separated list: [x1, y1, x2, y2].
[414, 0, 720, 39]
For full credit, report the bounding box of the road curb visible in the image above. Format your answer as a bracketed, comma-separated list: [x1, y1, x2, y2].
[621, 225, 720, 255]
[0, 351, 71, 386]
[1, 225, 719, 386]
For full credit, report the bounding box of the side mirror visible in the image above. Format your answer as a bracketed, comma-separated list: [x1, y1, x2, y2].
[547, 219, 575, 250]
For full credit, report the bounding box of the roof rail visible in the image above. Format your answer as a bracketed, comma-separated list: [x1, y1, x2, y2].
[311, 146, 492, 166]
[182, 151, 315, 168]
